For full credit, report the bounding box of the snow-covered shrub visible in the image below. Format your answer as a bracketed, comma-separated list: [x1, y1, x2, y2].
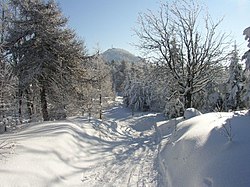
[123, 81, 150, 112]
[123, 63, 152, 112]
[184, 108, 202, 119]
[165, 97, 184, 119]
[221, 120, 233, 142]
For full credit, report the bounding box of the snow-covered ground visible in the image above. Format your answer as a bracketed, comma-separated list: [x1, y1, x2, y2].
[158, 110, 250, 187]
[0, 97, 250, 186]
[0, 97, 165, 186]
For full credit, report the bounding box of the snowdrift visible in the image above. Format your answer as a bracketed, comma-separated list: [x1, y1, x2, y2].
[0, 118, 114, 187]
[159, 110, 250, 187]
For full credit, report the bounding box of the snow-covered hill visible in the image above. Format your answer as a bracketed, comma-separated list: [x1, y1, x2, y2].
[0, 97, 250, 186]
[158, 110, 250, 187]
[101, 48, 143, 63]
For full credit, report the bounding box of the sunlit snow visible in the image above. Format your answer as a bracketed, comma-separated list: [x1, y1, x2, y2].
[1, 97, 250, 186]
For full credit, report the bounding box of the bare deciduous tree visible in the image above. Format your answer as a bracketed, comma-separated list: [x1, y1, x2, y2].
[135, 0, 230, 110]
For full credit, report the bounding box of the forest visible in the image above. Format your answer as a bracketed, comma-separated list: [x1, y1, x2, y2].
[0, 0, 250, 132]
[1, 0, 250, 186]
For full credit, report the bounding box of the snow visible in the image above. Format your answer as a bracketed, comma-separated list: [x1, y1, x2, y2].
[243, 27, 250, 70]
[101, 48, 142, 63]
[243, 27, 250, 47]
[1, 97, 250, 186]
[0, 121, 107, 186]
[184, 108, 202, 119]
[0, 97, 164, 186]
[158, 110, 250, 187]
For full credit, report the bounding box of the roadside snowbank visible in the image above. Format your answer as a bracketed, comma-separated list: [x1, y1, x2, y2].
[0, 119, 113, 187]
[159, 110, 250, 187]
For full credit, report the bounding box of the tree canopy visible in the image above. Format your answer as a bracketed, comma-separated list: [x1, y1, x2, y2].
[135, 0, 230, 111]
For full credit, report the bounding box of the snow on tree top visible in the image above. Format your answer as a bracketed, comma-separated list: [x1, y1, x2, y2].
[243, 27, 250, 41]
[243, 27, 250, 70]
[244, 27, 250, 48]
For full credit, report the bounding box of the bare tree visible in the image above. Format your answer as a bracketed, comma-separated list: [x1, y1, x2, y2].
[135, 0, 230, 110]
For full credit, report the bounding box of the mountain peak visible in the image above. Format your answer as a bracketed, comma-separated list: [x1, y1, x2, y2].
[101, 48, 142, 63]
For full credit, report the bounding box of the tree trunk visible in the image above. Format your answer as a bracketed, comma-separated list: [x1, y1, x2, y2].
[18, 89, 23, 122]
[99, 93, 102, 119]
[185, 91, 192, 109]
[25, 88, 34, 120]
[40, 85, 49, 121]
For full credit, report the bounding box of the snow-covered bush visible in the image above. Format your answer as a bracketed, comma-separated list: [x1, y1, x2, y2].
[165, 96, 185, 119]
[123, 63, 151, 112]
[123, 81, 150, 112]
[220, 119, 233, 142]
[184, 108, 202, 119]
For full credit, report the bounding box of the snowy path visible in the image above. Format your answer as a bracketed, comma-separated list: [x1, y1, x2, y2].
[79, 98, 165, 186]
[0, 97, 166, 187]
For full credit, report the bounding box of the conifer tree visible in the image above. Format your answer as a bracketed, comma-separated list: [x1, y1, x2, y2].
[227, 43, 244, 110]
[242, 27, 250, 108]
[243, 27, 250, 70]
[6, 0, 85, 121]
[0, 0, 18, 129]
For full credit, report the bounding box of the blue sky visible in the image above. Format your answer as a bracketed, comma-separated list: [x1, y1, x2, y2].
[57, 0, 250, 56]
